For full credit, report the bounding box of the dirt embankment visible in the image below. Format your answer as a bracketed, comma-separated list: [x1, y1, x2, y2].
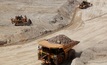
[0, 0, 79, 45]
[71, 40, 107, 65]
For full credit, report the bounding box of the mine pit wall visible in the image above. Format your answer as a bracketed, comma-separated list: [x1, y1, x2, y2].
[8, 0, 107, 45]
[4, 0, 79, 45]
[53, 0, 79, 28]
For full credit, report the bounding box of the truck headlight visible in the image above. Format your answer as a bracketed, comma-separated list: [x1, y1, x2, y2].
[51, 55, 57, 59]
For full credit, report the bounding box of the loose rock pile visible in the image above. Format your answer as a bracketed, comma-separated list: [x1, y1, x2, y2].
[47, 35, 72, 44]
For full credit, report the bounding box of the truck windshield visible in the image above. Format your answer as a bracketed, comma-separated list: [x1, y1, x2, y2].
[42, 47, 58, 54]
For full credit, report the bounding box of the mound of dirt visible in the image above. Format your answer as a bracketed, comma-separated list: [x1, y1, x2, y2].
[71, 40, 107, 65]
[47, 34, 72, 44]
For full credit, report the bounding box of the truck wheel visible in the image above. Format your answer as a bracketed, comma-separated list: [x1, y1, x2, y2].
[54, 55, 64, 65]
[68, 49, 75, 60]
[54, 60, 58, 65]
[41, 63, 47, 65]
[58, 55, 64, 63]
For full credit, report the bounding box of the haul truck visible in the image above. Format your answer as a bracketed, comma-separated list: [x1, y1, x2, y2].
[38, 35, 79, 65]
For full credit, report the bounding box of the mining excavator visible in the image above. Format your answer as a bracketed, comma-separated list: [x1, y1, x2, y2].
[11, 15, 32, 26]
[79, 1, 92, 9]
[38, 35, 80, 65]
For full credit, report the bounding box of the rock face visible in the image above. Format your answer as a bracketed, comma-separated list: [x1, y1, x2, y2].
[71, 40, 107, 65]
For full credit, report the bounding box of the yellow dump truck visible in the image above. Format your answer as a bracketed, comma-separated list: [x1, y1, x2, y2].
[38, 35, 79, 65]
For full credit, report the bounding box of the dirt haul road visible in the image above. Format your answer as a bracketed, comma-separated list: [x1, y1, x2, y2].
[0, 0, 107, 65]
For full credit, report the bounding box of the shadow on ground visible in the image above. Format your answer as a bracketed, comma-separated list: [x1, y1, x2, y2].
[61, 51, 82, 65]
[61, 59, 72, 65]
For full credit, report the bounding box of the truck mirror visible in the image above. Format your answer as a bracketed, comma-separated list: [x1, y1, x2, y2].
[38, 46, 42, 49]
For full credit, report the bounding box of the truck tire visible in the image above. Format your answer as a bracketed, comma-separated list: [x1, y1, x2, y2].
[54, 54, 64, 65]
[41, 63, 45, 65]
[58, 55, 64, 63]
[68, 49, 75, 60]
[41, 63, 47, 65]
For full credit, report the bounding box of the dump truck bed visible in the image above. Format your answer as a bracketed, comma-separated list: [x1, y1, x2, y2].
[39, 35, 79, 48]
[39, 40, 63, 48]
